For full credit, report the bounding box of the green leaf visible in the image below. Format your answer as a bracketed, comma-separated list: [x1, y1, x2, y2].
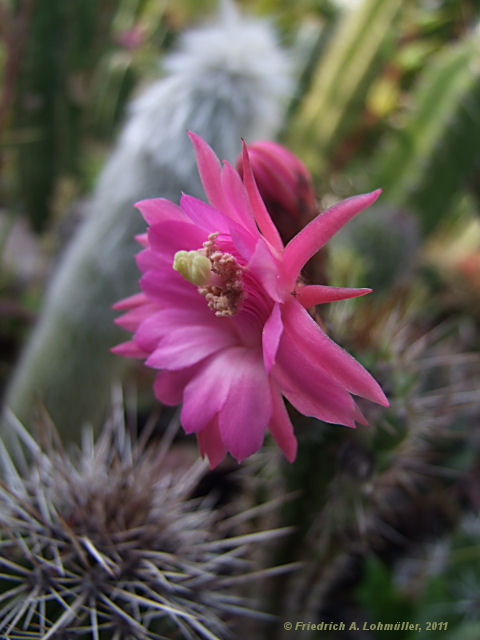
[286, 0, 406, 179]
[369, 34, 480, 235]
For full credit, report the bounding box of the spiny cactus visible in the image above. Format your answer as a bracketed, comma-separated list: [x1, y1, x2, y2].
[274, 296, 480, 629]
[329, 205, 420, 293]
[0, 394, 294, 639]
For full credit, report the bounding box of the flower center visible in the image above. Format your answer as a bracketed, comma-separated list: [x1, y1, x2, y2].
[172, 250, 211, 286]
[173, 233, 245, 317]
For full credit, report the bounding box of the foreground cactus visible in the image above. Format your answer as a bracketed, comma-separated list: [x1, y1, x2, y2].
[0, 395, 293, 639]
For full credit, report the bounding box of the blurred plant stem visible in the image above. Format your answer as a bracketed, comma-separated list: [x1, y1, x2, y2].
[369, 31, 480, 236]
[11, 0, 121, 231]
[285, 0, 405, 182]
[0, 0, 36, 165]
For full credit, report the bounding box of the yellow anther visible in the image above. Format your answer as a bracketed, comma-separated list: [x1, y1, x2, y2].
[173, 250, 211, 286]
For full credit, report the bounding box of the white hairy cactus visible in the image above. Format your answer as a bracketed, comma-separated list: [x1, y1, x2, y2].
[3, 1, 291, 441]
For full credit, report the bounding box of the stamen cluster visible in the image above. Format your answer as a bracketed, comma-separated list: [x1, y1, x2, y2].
[198, 233, 245, 317]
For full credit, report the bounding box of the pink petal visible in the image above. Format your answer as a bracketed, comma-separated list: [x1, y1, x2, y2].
[354, 403, 369, 426]
[153, 365, 200, 406]
[135, 232, 149, 247]
[282, 298, 389, 406]
[110, 340, 148, 358]
[136, 247, 164, 272]
[188, 131, 231, 214]
[146, 306, 217, 327]
[269, 380, 297, 462]
[181, 350, 236, 434]
[134, 311, 171, 352]
[262, 302, 283, 372]
[135, 198, 189, 224]
[180, 194, 232, 233]
[217, 347, 271, 462]
[135, 307, 223, 352]
[230, 311, 263, 349]
[146, 324, 237, 370]
[114, 305, 154, 332]
[247, 239, 285, 303]
[140, 267, 215, 320]
[112, 292, 149, 311]
[295, 285, 372, 308]
[273, 328, 357, 427]
[283, 190, 381, 288]
[221, 161, 257, 234]
[139, 269, 203, 311]
[241, 140, 283, 254]
[148, 219, 208, 261]
[197, 416, 227, 468]
[225, 220, 257, 260]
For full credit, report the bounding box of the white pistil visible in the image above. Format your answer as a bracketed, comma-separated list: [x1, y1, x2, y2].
[173, 233, 245, 317]
[173, 250, 212, 286]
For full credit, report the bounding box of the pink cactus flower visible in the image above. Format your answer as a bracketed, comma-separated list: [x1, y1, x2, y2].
[112, 133, 388, 467]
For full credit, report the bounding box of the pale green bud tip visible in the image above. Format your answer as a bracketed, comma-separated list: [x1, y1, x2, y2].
[173, 250, 212, 286]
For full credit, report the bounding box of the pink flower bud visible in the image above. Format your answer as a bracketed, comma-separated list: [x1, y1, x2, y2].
[236, 140, 317, 242]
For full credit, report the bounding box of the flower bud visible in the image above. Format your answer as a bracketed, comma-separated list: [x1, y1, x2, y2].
[237, 140, 317, 242]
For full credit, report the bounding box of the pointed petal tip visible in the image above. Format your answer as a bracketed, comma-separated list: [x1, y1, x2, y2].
[112, 300, 130, 311]
[354, 404, 369, 426]
[284, 442, 297, 463]
[294, 285, 373, 308]
[241, 141, 284, 253]
[188, 130, 210, 158]
[369, 380, 390, 408]
[188, 130, 208, 152]
[134, 197, 156, 213]
[110, 341, 147, 358]
[283, 188, 383, 287]
[207, 456, 219, 470]
[367, 387, 389, 408]
[200, 448, 226, 470]
[368, 187, 382, 204]
[369, 387, 389, 408]
[112, 292, 147, 310]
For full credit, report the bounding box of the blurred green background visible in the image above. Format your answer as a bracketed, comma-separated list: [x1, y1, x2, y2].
[1, 0, 480, 638]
